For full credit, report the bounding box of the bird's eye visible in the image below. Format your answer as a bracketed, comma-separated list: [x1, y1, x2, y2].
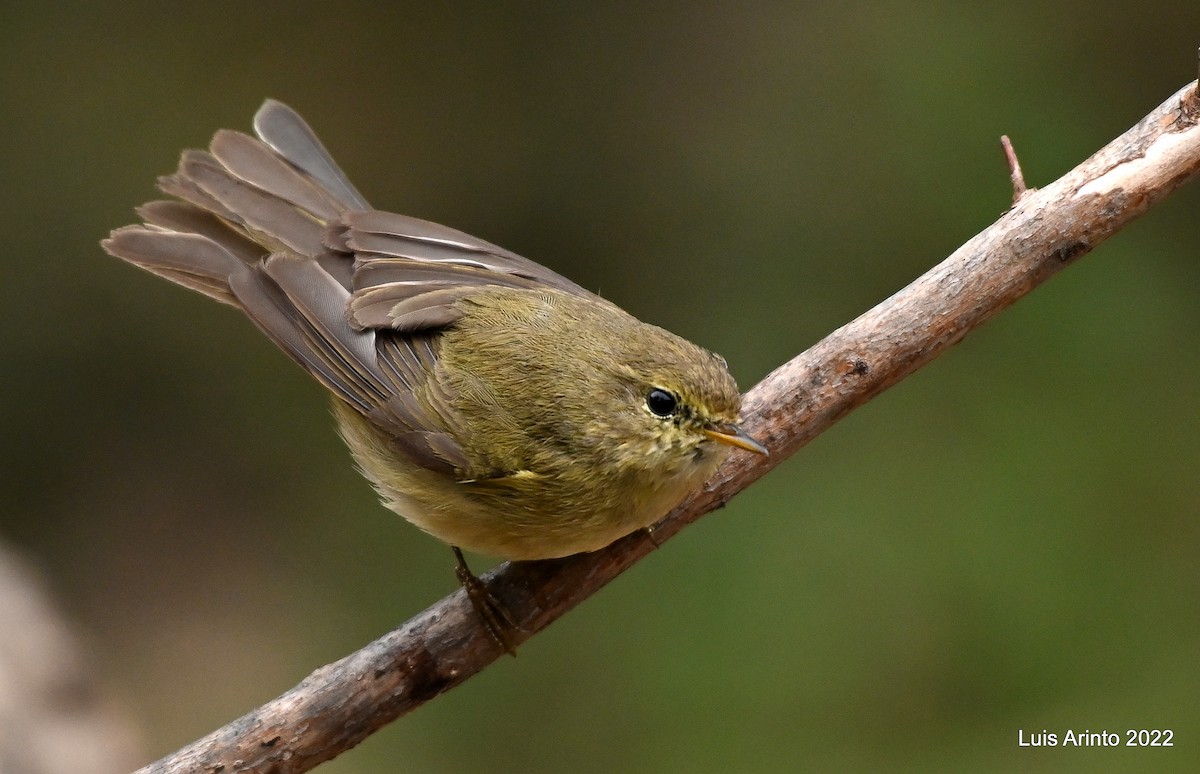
[645, 388, 678, 417]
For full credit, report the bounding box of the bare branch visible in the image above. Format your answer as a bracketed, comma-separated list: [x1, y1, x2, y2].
[136, 80, 1200, 774]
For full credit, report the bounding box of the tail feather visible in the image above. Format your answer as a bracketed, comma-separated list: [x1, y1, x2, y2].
[135, 200, 264, 264]
[157, 151, 243, 226]
[101, 98, 578, 476]
[103, 100, 380, 417]
[101, 226, 246, 306]
[210, 129, 344, 221]
[252, 99, 369, 211]
[174, 149, 325, 256]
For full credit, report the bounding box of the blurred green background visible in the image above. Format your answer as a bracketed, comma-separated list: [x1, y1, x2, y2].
[2, 1, 1198, 771]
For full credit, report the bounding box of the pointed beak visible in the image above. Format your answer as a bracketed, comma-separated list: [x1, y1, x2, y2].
[703, 424, 769, 456]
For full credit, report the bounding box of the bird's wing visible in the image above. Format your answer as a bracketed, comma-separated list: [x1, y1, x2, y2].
[334, 209, 600, 331]
[104, 100, 605, 475]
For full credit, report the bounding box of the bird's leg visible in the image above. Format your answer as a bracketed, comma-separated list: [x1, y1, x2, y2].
[452, 546, 519, 656]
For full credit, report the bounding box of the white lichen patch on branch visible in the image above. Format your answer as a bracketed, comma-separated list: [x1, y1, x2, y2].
[1078, 119, 1200, 197]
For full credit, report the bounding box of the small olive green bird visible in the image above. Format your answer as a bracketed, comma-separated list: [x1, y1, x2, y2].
[103, 100, 766, 647]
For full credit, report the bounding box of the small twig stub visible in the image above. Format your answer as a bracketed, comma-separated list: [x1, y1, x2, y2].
[1000, 134, 1031, 203]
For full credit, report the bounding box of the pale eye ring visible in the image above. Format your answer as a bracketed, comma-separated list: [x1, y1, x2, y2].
[645, 388, 678, 417]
